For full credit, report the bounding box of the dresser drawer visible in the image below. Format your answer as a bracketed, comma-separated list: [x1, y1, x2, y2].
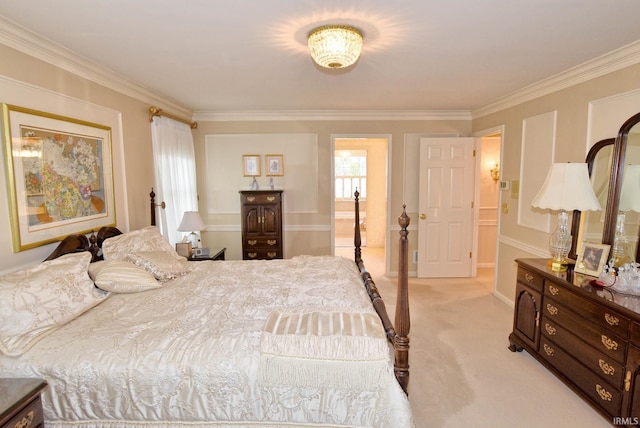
[544, 282, 629, 337]
[240, 192, 281, 205]
[2, 395, 44, 428]
[517, 267, 544, 293]
[540, 336, 623, 417]
[541, 316, 625, 388]
[243, 237, 281, 249]
[243, 249, 282, 260]
[543, 298, 627, 363]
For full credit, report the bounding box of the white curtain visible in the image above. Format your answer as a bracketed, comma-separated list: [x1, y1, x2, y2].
[150, 116, 198, 245]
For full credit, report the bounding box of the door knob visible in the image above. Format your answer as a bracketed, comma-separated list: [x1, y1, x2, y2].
[420, 213, 427, 220]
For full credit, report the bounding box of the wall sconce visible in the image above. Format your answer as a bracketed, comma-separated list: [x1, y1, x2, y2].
[489, 162, 500, 183]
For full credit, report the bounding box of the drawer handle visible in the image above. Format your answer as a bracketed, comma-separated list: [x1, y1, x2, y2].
[524, 273, 534, 283]
[549, 285, 559, 296]
[543, 344, 554, 356]
[598, 359, 615, 376]
[546, 304, 558, 316]
[248, 252, 257, 258]
[247, 196, 255, 202]
[267, 240, 277, 246]
[267, 252, 277, 258]
[267, 196, 276, 202]
[605, 313, 620, 327]
[596, 384, 613, 402]
[544, 323, 556, 336]
[601, 335, 619, 351]
[14, 410, 34, 428]
[248, 240, 257, 246]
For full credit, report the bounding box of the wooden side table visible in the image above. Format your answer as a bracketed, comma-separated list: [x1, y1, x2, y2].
[188, 247, 226, 261]
[0, 378, 47, 428]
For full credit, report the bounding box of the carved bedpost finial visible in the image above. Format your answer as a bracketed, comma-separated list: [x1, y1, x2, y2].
[398, 204, 410, 230]
[354, 189, 362, 264]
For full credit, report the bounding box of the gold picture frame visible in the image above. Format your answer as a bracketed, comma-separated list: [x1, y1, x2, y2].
[265, 154, 284, 176]
[575, 242, 611, 277]
[2, 104, 115, 252]
[242, 154, 261, 176]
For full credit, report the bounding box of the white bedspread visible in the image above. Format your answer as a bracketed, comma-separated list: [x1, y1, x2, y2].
[0, 255, 413, 427]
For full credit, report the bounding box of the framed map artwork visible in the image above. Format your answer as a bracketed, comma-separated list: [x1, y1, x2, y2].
[2, 104, 115, 251]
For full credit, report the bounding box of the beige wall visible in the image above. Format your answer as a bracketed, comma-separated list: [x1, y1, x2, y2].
[193, 120, 470, 262]
[472, 63, 640, 304]
[0, 43, 181, 273]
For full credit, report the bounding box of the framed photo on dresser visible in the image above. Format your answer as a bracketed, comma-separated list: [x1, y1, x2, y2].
[575, 242, 610, 276]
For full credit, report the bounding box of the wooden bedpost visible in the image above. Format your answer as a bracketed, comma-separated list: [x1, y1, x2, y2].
[354, 189, 362, 265]
[395, 205, 411, 393]
[150, 188, 158, 226]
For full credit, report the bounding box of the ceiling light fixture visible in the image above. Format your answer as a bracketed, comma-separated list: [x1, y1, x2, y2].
[308, 25, 363, 69]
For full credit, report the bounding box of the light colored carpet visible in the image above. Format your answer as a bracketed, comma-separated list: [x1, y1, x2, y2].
[335, 246, 611, 428]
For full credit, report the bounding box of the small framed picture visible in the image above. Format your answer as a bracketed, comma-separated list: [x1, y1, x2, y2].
[242, 155, 261, 176]
[265, 154, 284, 176]
[575, 242, 611, 276]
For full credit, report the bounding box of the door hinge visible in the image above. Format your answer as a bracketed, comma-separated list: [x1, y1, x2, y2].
[473, 149, 476, 157]
[471, 201, 474, 209]
[469, 251, 472, 258]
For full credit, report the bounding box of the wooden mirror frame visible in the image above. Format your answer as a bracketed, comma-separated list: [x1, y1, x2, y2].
[571, 111, 640, 262]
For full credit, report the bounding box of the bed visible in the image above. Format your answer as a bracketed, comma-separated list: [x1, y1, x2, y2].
[0, 191, 413, 427]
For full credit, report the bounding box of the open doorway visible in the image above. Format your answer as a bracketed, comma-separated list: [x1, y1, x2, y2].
[333, 137, 389, 266]
[476, 133, 502, 269]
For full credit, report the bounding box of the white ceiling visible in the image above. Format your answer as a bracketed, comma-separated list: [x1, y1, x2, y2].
[1, 1, 640, 116]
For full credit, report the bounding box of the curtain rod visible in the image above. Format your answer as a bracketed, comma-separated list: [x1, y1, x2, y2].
[148, 106, 198, 129]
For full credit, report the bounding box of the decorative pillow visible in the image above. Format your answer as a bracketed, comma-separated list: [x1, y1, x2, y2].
[101, 226, 183, 262]
[0, 252, 109, 357]
[89, 260, 161, 293]
[126, 251, 190, 281]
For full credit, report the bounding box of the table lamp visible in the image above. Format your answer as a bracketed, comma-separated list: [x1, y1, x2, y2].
[531, 163, 601, 272]
[612, 164, 640, 266]
[177, 211, 205, 249]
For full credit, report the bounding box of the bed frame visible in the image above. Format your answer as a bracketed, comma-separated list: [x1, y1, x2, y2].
[46, 189, 412, 393]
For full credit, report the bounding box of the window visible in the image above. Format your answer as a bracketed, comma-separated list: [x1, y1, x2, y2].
[335, 150, 366, 200]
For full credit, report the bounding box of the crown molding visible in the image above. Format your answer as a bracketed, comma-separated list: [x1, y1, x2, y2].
[193, 109, 472, 122]
[472, 40, 640, 119]
[0, 17, 192, 118]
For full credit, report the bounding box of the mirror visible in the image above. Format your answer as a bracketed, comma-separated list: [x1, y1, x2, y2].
[572, 112, 640, 265]
[572, 138, 615, 257]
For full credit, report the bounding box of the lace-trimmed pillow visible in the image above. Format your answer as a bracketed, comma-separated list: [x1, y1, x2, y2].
[89, 260, 161, 293]
[101, 226, 182, 262]
[0, 252, 109, 357]
[126, 251, 190, 281]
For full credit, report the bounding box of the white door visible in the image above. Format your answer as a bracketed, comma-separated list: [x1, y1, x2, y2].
[417, 137, 475, 277]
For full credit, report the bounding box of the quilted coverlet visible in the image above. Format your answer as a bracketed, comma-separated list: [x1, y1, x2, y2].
[0, 255, 413, 427]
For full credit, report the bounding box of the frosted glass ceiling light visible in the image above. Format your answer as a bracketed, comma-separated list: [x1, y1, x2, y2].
[308, 25, 363, 69]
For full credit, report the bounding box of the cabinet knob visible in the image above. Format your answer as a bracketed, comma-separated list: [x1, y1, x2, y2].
[595, 384, 613, 402]
[248, 240, 257, 246]
[543, 343, 554, 356]
[549, 285, 559, 296]
[601, 335, 618, 351]
[267, 240, 277, 246]
[544, 323, 556, 336]
[14, 411, 34, 428]
[267, 196, 275, 202]
[248, 252, 257, 258]
[525, 273, 534, 283]
[546, 304, 558, 316]
[267, 252, 277, 258]
[598, 359, 615, 376]
[604, 313, 620, 326]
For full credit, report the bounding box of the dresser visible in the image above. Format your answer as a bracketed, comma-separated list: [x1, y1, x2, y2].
[240, 190, 283, 260]
[0, 378, 47, 428]
[509, 258, 640, 425]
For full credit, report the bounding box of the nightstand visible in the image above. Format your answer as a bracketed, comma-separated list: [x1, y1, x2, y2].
[0, 378, 47, 428]
[188, 247, 226, 261]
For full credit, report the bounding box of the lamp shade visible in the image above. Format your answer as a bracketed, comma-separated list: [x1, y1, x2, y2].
[531, 163, 601, 212]
[619, 165, 640, 212]
[177, 211, 205, 232]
